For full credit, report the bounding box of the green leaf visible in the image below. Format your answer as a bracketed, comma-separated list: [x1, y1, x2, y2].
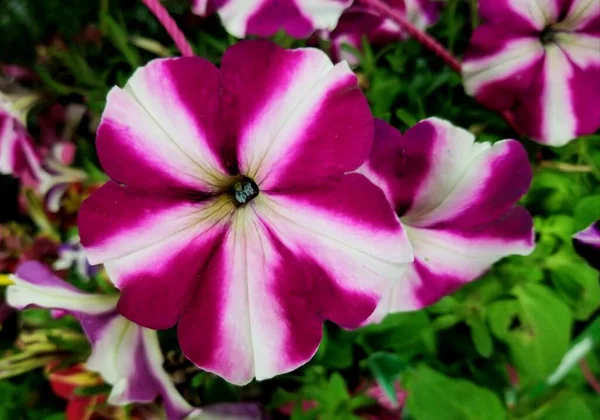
[100, 11, 141, 69]
[573, 195, 600, 232]
[467, 316, 493, 358]
[406, 365, 505, 420]
[488, 284, 572, 380]
[549, 258, 600, 320]
[523, 393, 595, 420]
[357, 311, 433, 357]
[367, 352, 407, 407]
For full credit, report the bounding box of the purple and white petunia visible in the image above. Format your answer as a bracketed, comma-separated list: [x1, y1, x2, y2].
[192, 0, 352, 38]
[78, 40, 412, 384]
[328, 0, 441, 65]
[359, 118, 534, 322]
[0, 100, 42, 182]
[36, 150, 88, 212]
[463, 0, 600, 146]
[5, 261, 201, 420]
[573, 220, 600, 270]
[53, 236, 98, 281]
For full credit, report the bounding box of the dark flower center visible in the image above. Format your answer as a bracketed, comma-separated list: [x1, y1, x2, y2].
[228, 176, 259, 206]
[540, 26, 557, 44]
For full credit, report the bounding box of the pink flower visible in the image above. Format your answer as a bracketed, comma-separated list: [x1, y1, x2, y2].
[192, 0, 352, 38]
[6, 261, 201, 420]
[78, 40, 412, 384]
[463, 0, 600, 146]
[359, 118, 534, 321]
[573, 220, 600, 270]
[329, 0, 442, 65]
[0, 102, 42, 182]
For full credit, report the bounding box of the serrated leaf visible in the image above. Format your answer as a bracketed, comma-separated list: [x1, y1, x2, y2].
[406, 365, 505, 420]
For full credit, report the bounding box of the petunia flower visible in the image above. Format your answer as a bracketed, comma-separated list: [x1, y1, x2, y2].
[6, 261, 202, 420]
[192, 0, 352, 38]
[573, 220, 600, 270]
[53, 236, 98, 281]
[0, 98, 42, 182]
[37, 152, 88, 213]
[463, 0, 600, 146]
[78, 40, 412, 384]
[328, 0, 441, 65]
[359, 118, 534, 321]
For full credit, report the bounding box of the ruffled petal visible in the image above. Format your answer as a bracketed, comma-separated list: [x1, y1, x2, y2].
[79, 182, 233, 329]
[220, 40, 373, 190]
[6, 261, 196, 419]
[360, 118, 490, 218]
[409, 139, 531, 229]
[204, 0, 351, 38]
[90, 325, 196, 420]
[97, 57, 228, 193]
[178, 174, 411, 385]
[463, 33, 545, 112]
[556, 0, 600, 32]
[361, 119, 534, 320]
[510, 40, 600, 145]
[573, 220, 600, 270]
[6, 261, 118, 314]
[0, 111, 42, 181]
[479, 0, 569, 30]
[329, 0, 441, 65]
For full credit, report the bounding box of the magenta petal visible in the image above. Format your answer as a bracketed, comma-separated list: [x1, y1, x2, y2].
[97, 57, 228, 192]
[178, 180, 409, 385]
[423, 140, 532, 230]
[202, 0, 352, 38]
[573, 220, 600, 270]
[79, 182, 219, 265]
[329, 0, 441, 65]
[362, 118, 534, 321]
[114, 225, 229, 330]
[220, 40, 373, 190]
[0, 111, 42, 181]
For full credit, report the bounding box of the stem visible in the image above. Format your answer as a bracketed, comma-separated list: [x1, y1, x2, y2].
[539, 161, 593, 173]
[361, 0, 462, 72]
[361, 0, 528, 137]
[141, 0, 194, 57]
[579, 359, 600, 394]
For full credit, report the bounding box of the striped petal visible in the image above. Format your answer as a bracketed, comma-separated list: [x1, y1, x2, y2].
[220, 40, 373, 191]
[6, 262, 118, 314]
[479, 0, 571, 30]
[464, 0, 600, 146]
[6, 262, 197, 419]
[463, 34, 545, 113]
[573, 220, 600, 270]
[196, 0, 352, 38]
[361, 119, 534, 319]
[510, 36, 600, 145]
[97, 57, 229, 193]
[0, 110, 42, 181]
[329, 0, 441, 65]
[79, 182, 233, 330]
[179, 174, 412, 385]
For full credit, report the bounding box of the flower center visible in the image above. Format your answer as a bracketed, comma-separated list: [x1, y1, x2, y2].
[228, 176, 259, 206]
[540, 26, 557, 45]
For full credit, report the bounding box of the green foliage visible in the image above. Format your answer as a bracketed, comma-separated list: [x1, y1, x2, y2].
[488, 284, 572, 380]
[405, 365, 506, 420]
[1, 0, 599, 418]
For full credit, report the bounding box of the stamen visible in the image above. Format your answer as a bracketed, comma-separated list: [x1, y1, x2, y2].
[540, 26, 557, 45]
[229, 176, 259, 206]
